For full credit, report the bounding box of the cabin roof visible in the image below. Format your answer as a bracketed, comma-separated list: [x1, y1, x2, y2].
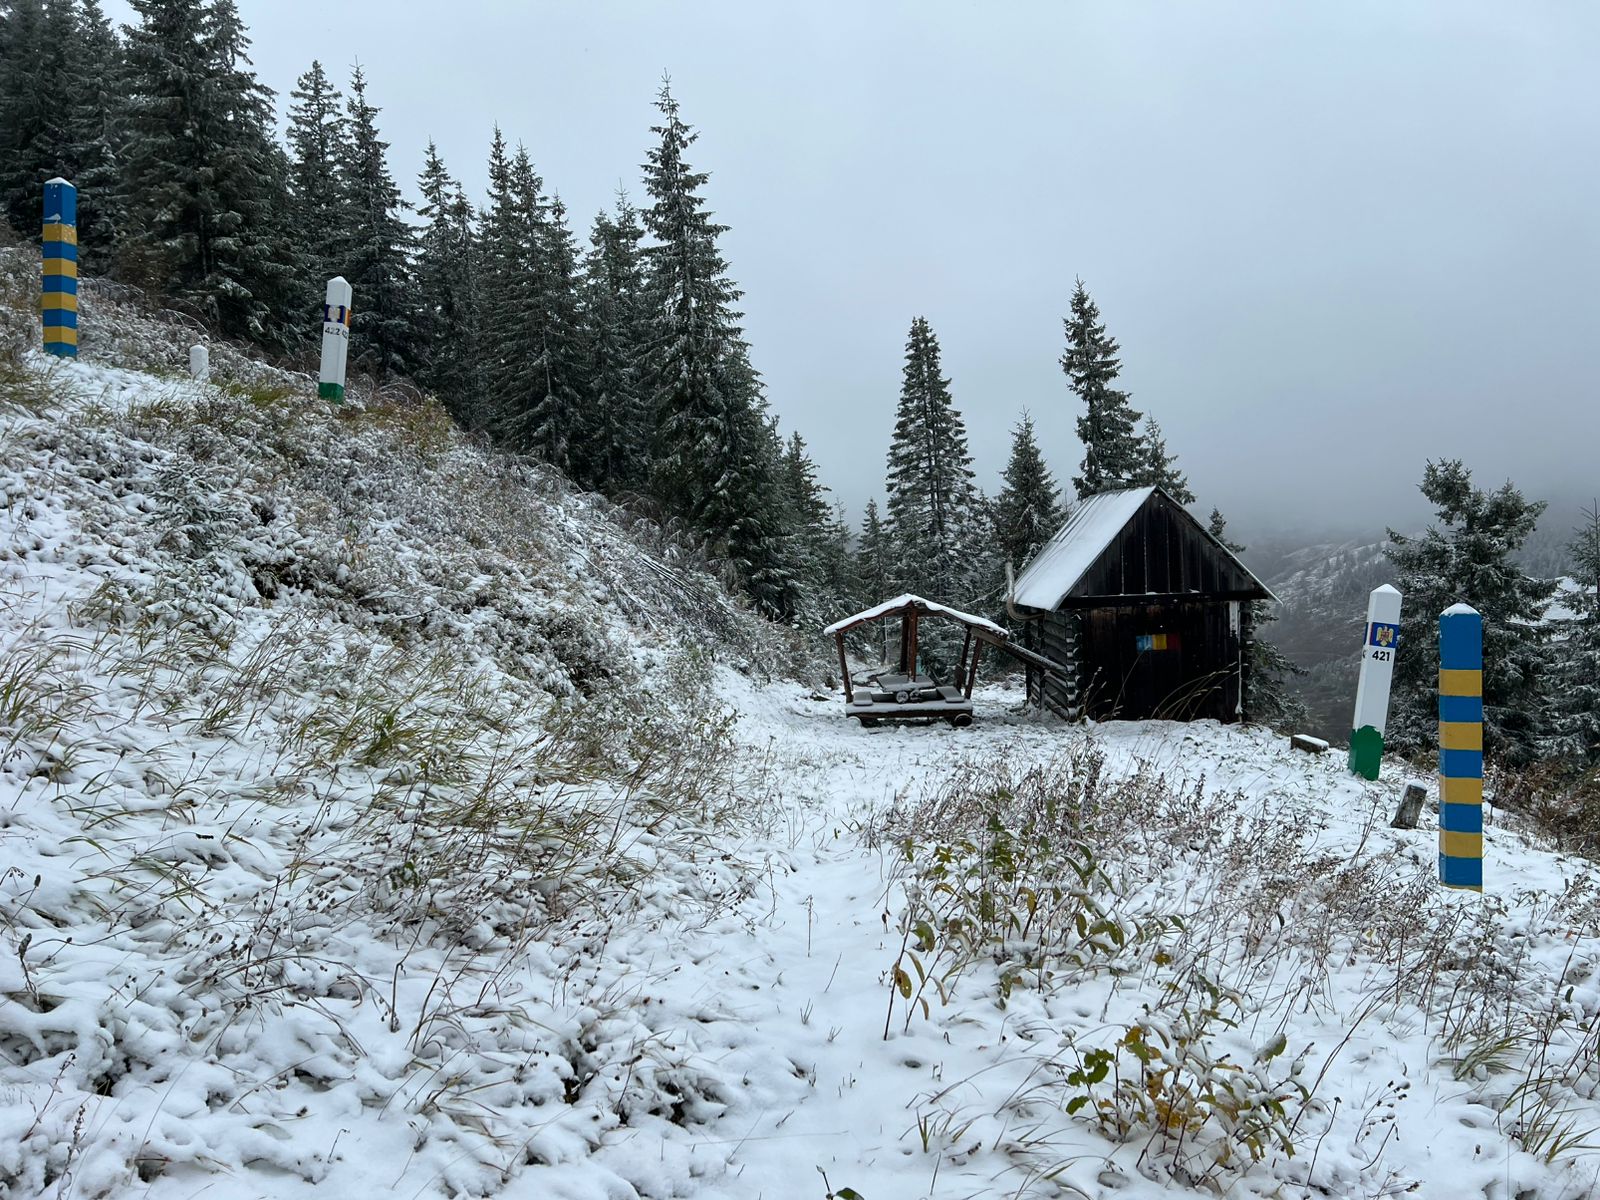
[823, 593, 1009, 637]
[1012, 486, 1276, 610]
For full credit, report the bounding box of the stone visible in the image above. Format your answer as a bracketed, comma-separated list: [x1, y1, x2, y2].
[1392, 781, 1427, 829]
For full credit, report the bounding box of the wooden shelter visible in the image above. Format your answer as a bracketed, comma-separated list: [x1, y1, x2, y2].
[824, 594, 1063, 727]
[1010, 487, 1275, 723]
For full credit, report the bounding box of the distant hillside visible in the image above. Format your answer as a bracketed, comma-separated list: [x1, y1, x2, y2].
[1249, 522, 1584, 743]
[1246, 538, 1389, 741]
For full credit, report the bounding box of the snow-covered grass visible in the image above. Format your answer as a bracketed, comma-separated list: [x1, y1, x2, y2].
[5, 260, 1600, 1200]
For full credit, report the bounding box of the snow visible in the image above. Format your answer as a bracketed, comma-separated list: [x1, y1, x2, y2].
[1547, 577, 1588, 624]
[1443, 602, 1481, 616]
[5, 316, 1600, 1200]
[1011, 486, 1154, 609]
[822, 592, 1007, 637]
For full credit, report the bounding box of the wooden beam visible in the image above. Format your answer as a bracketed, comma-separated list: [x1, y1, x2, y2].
[965, 641, 982, 698]
[956, 627, 972, 682]
[836, 632, 853, 702]
[907, 609, 919, 678]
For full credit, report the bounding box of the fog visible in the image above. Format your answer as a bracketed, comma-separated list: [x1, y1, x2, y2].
[109, 1, 1600, 538]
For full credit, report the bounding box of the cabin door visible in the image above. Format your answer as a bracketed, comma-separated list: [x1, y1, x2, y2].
[1079, 602, 1236, 722]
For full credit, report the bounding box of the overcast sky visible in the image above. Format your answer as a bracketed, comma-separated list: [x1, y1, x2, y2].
[109, 1, 1599, 537]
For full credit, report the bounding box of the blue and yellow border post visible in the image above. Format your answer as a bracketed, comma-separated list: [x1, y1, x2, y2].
[1438, 603, 1483, 891]
[42, 177, 78, 358]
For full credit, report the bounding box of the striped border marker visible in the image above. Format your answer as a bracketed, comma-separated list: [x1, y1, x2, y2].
[42, 177, 78, 358]
[1349, 584, 1402, 780]
[318, 276, 352, 403]
[1438, 603, 1483, 891]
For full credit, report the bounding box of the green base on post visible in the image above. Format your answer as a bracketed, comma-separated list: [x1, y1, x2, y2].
[1348, 725, 1384, 780]
[318, 380, 344, 404]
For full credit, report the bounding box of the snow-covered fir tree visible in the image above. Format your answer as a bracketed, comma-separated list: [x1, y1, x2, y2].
[476, 129, 525, 428]
[575, 195, 650, 495]
[1553, 502, 1600, 764]
[640, 80, 797, 618]
[118, 0, 298, 343]
[66, 0, 123, 257]
[0, 0, 124, 257]
[993, 411, 1063, 578]
[519, 193, 586, 472]
[0, 0, 121, 248]
[1133, 417, 1195, 504]
[884, 316, 989, 660]
[1062, 280, 1144, 498]
[779, 433, 856, 628]
[1208, 507, 1307, 730]
[854, 497, 896, 659]
[1386, 460, 1557, 764]
[413, 142, 481, 425]
[338, 66, 418, 379]
[285, 60, 346, 289]
[477, 140, 586, 473]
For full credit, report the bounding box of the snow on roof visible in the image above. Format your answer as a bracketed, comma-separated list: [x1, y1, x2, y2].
[823, 593, 1008, 637]
[1011, 487, 1155, 609]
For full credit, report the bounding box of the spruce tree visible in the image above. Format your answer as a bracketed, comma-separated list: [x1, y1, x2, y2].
[68, 0, 123, 258]
[1133, 417, 1195, 503]
[0, 1, 122, 259]
[993, 411, 1063, 575]
[477, 127, 525, 431]
[471, 140, 581, 467]
[285, 60, 345, 286]
[884, 315, 978, 604]
[118, 0, 298, 342]
[818, 500, 859, 623]
[515, 191, 585, 472]
[338, 65, 417, 379]
[1553, 503, 1600, 764]
[640, 80, 796, 618]
[479, 145, 584, 471]
[1385, 460, 1557, 764]
[0, 0, 67, 233]
[855, 498, 896, 660]
[779, 431, 842, 625]
[413, 142, 481, 422]
[575, 195, 650, 494]
[1208, 507, 1306, 729]
[1063, 280, 1144, 497]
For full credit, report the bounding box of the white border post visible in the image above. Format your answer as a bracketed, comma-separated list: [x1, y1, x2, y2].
[1349, 584, 1401, 780]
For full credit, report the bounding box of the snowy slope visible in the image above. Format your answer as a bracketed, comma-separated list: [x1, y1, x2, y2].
[5, 295, 1600, 1200]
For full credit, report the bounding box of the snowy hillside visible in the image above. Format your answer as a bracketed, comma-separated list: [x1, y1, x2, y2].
[6, 291, 1600, 1200]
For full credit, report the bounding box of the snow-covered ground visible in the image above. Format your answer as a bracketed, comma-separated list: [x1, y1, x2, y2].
[5, 320, 1600, 1199]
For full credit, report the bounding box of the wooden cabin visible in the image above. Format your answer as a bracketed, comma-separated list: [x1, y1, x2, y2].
[1011, 486, 1275, 723]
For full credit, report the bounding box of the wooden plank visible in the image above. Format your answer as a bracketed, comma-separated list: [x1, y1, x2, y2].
[849, 699, 975, 717]
[836, 632, 853, 703]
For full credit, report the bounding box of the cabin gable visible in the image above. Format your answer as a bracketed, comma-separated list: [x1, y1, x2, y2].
[1013, 487, 1273, 724]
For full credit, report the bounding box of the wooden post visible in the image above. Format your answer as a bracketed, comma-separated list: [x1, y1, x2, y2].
[965, 641, 982, 699]
[41, 178, 78, 358]
[898, 612, 911, 675]
[956, 627, 972, 683]
[318, 276, 352, 403]
[907, 608, 919, 679]
[836, 632, 853, 702]
[1438, 604, 1483, 891]
[1349, 584, 1402, 780]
